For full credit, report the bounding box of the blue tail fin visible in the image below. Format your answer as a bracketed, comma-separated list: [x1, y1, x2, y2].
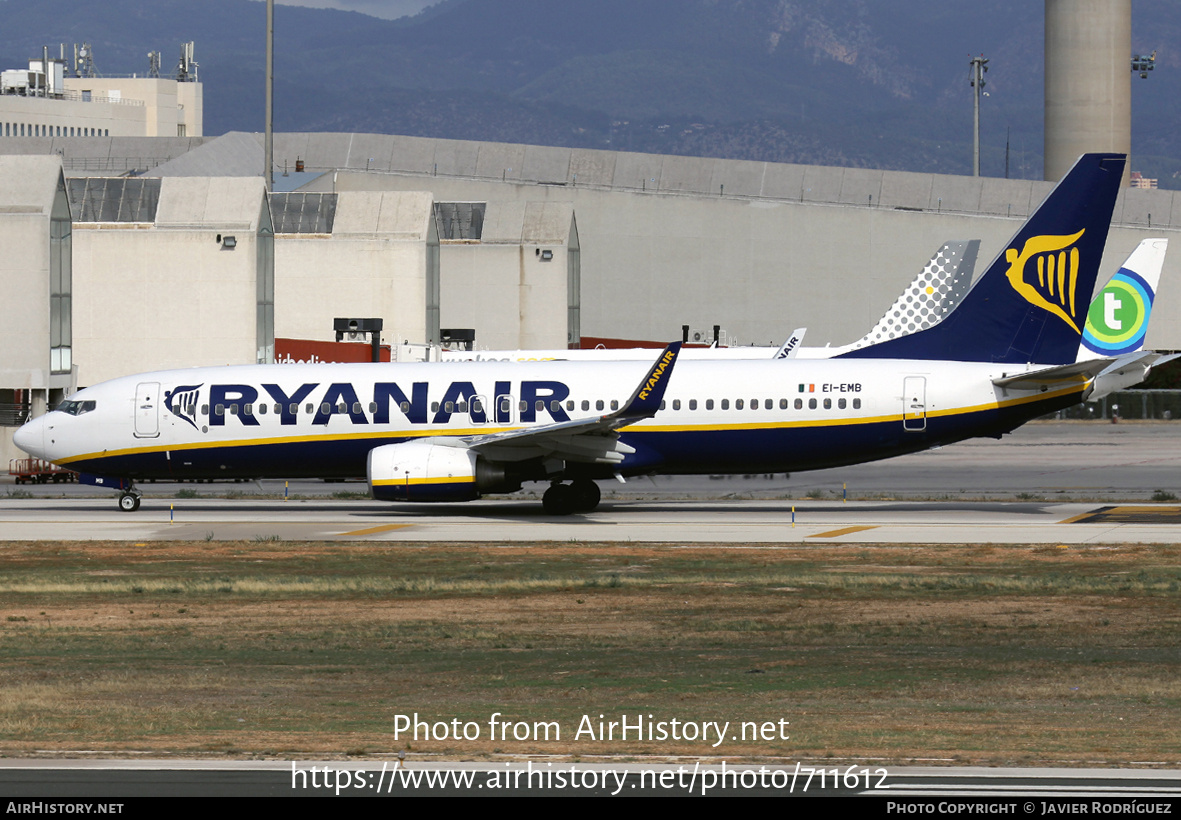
[840, 153, 1126, 364]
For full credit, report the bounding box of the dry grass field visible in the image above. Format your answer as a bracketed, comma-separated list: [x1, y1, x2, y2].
[1, 539, 1178, 766]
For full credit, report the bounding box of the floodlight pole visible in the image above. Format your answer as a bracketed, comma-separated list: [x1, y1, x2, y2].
[970, 55, 988, 177]
[265, 0, 274, 191]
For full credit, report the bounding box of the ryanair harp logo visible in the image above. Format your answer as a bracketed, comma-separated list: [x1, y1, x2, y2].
[1004, 230, 1086, 332]
[164, 384, 203, 431]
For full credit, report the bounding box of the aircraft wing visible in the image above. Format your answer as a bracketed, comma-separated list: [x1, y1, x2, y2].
[459, 343, 682, 464]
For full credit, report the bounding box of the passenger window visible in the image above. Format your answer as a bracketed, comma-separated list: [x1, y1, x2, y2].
[457, 401, 468, 413]
[721, 399, 729, 410]
[596, 400, 604, 411]
[581, 400, 590, 411]
[537, 400, 545, 412]
[736, 399, 744, 410]
[243, 403, 253, 415]
[610, 400, 619, 411]
[337, 403, 347, 414]
[838, 398, 846, 409]
[706, 399, 714, 410]
[823, 398, 831, 409]
[445, 401, 454, 413]
[673, 399, 681, 410]
[400, 401, 410, 413]
[853, 398, 862, 410]
[369, 402, 377, 413]
[765, 399, 773, 410]
[305, 403, 313, 414]
[550, 400, 560, 412]
[202, 404, 209, 415]
[215, 404, 225, 416]
[660, 401, 666, 410]
[779, 399, 788, 410]
[256, 404, 266, 415]
[808, 398, 817, 409]
[431, 402, 440, 413]
[795, 399, 802, 410]
[322, 402, 331, 414]
[287, 404, 295, 415]
[566, 400, 574, 411]
[689, 399, 697, 410]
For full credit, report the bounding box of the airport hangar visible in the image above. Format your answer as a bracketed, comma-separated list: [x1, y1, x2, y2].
[2, 130, 1180, 467]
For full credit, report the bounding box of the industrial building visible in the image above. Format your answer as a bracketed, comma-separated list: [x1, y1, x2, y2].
[0, 45, 203, 141]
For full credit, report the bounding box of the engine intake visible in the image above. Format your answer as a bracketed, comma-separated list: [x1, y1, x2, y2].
[367, 440, 517, 502]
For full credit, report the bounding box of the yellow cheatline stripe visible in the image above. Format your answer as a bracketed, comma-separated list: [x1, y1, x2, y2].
[371, 476, 474, 486]
[340, 523, 415, 536]
[55, 425, 515, 465]
[806, 526, 879, 538]
[56, 382, 1088, 464]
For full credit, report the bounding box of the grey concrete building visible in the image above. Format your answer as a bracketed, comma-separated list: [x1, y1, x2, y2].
[271, 189, 440, 347]
[0, 155, 75, 466]
[68, 175, 274, 387]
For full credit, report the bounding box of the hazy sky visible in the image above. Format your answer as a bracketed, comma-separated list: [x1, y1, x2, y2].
[268, 0, 439, 20]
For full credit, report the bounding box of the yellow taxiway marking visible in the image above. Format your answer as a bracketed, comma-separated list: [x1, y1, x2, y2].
[339, 523, 416, 536]
[1061, 505, 1181, 525]
[807, 525, 879, 538]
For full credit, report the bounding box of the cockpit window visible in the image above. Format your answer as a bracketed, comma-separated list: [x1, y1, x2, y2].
[56, 399, 96, 416]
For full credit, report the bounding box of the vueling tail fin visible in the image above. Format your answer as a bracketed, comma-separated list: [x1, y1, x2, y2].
[839, 153, 1126, 364]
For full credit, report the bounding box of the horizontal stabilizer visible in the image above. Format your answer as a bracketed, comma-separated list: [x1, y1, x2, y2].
[1090, 351, 1178, 400]
[993, 351, 1171, 398]
[992, 359, 1112, 393]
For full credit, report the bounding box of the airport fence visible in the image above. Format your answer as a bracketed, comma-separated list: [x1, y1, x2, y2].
[1053, 390, 1181, 421]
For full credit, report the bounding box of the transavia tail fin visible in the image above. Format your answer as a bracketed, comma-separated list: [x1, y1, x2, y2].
[840, 153, 1126, 364]
[1078, 238, 1167, 361]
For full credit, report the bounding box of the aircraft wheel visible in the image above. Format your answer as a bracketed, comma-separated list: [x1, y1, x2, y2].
[118, 493, 141, 513]
[542, 483, 576, 515]
[570, 479, 601, 513]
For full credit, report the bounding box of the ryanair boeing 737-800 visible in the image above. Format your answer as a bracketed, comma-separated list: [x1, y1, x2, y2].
[14, 153, 1153, 514]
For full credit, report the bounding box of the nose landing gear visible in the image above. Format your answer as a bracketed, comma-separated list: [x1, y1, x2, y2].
[118, 489, 141, 512]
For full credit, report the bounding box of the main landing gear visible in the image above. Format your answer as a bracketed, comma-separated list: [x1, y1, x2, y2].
[118, 489, 141, 512]
[542, 479, 601, 515]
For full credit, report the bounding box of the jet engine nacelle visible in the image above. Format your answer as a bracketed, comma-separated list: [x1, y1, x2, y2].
[367, 440, 518, 502]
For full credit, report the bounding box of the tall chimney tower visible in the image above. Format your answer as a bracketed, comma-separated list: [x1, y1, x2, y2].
[1044, 0, 1131, 184]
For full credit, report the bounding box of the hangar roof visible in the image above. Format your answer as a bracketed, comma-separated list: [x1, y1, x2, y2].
[1, 131, 1175, 228]
[331, 190, 435, 240]
[155, 176, 268, 230]
[0, 155, 66, 216]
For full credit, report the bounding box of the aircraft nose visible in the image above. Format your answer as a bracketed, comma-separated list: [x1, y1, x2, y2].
[12, 416, 45, 459]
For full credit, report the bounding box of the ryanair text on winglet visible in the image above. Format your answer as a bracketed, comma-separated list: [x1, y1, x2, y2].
[637, 350, 677, 401]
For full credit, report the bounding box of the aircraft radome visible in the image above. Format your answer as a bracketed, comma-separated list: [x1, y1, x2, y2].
[15, 153, 1155, 515]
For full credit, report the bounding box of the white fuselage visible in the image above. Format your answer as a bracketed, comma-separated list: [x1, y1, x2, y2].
[15, 356, 1085, 484]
